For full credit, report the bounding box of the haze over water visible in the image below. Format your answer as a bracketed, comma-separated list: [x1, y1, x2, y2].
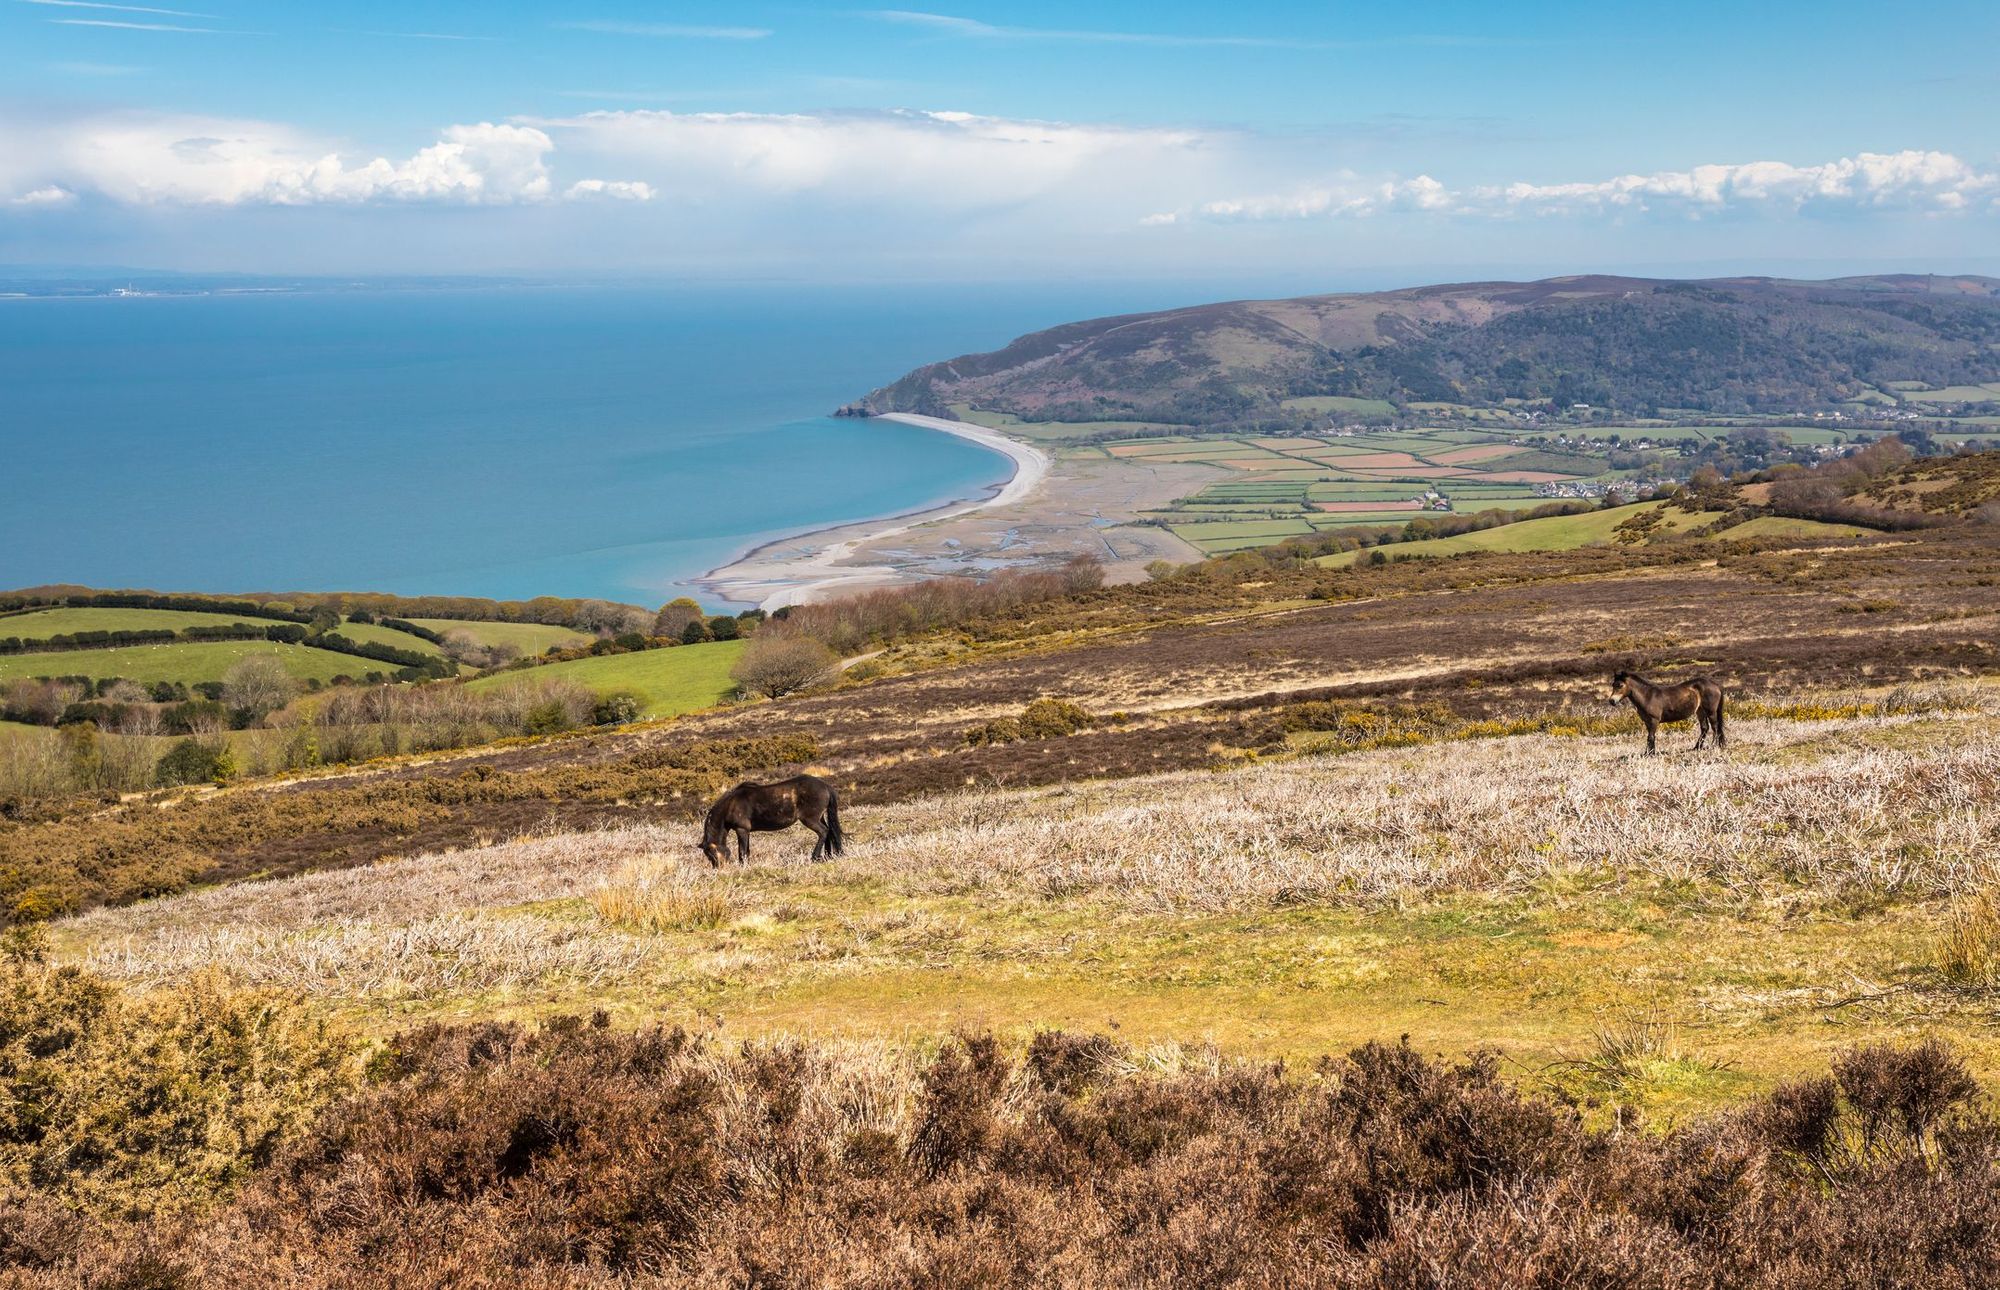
[0, 283, 1178, 608]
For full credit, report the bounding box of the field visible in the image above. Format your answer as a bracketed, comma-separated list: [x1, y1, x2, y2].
[0, 638, 375, 685]
[406, 617, 592, 653]
[1107, 428, 1632, 553]
[464, 638, 746, 716]
[0, 606, 278, 636]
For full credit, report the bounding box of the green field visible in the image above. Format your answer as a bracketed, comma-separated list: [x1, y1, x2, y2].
[329, 621, 445, 656]
[949, 405, 1188, 440]
[1315, 501, 1718, 566]
[1714, 515, 1874, 540]
[407, 618, 594, 653]
[0, 606, 276, 637]
[0, 640, 373, 686]
[1279, 395, 1396, 416]
[1903, 383, 2000, 403]
[464, 639, 747, 717]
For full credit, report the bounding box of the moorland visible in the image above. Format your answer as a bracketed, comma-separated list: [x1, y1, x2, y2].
[1, 436, 1997, 1283]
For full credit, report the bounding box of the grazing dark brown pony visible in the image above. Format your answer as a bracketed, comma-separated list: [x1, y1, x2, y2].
[1608, 670, 1726, 755]
[700, 774, 844, 866]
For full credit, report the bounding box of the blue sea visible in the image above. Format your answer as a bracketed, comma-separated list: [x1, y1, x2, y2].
[0, 282, 1195, 609]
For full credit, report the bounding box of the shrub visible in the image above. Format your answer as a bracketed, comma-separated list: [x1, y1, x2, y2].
[153, 737, 227, 788]
[965, 697, 1095, 746]
[591, 691, 645, 726]
[221, 655, 297, 725]
[681, 618, 713, 645]
[0, 941, 355, 1222]
[731, 636, 839, 699]
[707, 615, 741, 642]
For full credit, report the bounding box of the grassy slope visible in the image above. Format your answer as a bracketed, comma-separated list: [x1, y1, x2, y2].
[463, 639, 747, 717]
[406, 618, 592, 653]
[0, 606, 279, 636]
[1718, 515, 1875, 540]
[328, 621, 445, 657]
[0, 640, 373, 685]
[1316, 502, 1720, 566]
[55, 706, 1998, 1120]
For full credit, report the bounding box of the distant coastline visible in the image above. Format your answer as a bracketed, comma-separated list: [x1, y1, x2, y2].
[693, 413, 1050, 610]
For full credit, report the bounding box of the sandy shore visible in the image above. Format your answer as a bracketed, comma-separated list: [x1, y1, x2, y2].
[694, 411, 1221, 611]
[692, 414, 1054, 610]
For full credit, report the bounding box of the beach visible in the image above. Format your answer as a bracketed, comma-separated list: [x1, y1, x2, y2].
[695, 413, 1214, 610]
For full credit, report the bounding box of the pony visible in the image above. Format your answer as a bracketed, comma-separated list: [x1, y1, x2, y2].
[700, 774, 843, 865]
[1608, 671, 1726, 755]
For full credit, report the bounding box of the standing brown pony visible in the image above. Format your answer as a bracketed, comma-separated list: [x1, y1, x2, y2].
[1608, 671, 1726, 755]
[700, 774, 844, 866]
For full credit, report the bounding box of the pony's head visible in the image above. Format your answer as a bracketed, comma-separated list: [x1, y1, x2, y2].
[698, 812, 728, 868]
[1607, 671, 1633, 705]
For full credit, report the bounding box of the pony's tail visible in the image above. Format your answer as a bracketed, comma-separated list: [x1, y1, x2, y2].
[1714, 696, 1726, 747]
[824, 790, 845, 857]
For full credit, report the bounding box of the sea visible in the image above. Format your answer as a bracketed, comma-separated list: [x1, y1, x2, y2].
[0, 282, 1205, 610]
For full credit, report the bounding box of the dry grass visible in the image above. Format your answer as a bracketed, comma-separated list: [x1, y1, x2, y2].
[851, 712, 1999, 912]
[591, 856, 740, 932]
[1935, 886, 2000, 985]
[49, 709, 2000, 1012]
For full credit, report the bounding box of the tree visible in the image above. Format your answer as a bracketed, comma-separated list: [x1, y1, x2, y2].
[221, 655, 296, 724]
[680, 618, 712, 645]
[653, 597, 704, 639]
[707, 615, 741, 642]
[731, 636, 839, 699]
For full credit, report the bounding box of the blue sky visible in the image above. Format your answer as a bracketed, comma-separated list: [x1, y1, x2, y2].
[3, 0, 1997, 282]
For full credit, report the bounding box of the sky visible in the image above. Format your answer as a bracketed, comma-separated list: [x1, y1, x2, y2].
[3, 0, 1997, 284]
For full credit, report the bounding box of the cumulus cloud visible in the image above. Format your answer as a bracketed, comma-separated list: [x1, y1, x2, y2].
[4, 115, 637, 207]
[1158, 149, 2000, 225]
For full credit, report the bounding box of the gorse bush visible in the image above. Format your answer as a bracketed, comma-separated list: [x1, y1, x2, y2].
[965, 697, 1097, 746]
[0, 937, 355, 1227]
[5, 1019, 1996, 1286]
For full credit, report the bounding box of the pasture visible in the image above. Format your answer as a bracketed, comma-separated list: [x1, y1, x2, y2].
[406, 617, 593, 654]
[1314, 500, 1720, 565]
[464, 638, 747, 717]
[0, 606, 277, 637]
[0, 639, 370, 685]
[1128, 427, 1619, 553]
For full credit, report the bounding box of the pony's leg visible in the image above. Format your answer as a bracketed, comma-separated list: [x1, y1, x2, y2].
[806, 818, 829, 861]
[1644, 718, 1658, 755]
[735, 827, 751, 864]
[1694, 715, 1709, 750]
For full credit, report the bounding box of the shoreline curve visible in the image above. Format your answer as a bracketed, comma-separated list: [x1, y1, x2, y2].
[692, 413, 1050, 611]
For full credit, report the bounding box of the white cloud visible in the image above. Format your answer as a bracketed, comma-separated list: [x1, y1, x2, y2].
[565, 178, 654, 201]
[535, 107, 1212, 210]
[1163, 150, 2000, 225]
[8, 185, 76, 207]
[50, 117, 564, 205]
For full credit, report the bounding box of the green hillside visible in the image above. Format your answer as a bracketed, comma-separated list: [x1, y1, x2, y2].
[1315, 501, 1716, 565]
[0, 640, 373, 686]
[0, 606, 276, 636]
[464, 639, 746, 717]
[407, 618, 593, 653]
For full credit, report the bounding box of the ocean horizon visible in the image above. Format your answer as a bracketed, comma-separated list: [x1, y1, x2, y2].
[0, 282, 1195, 610]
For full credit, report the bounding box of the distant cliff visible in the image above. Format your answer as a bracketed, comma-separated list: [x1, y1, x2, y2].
[844, 274, 2000, 424]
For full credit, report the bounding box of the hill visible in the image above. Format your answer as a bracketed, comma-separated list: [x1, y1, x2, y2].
[464, 639, 747, 718]
[5, 502, 1998, 1281]
[847, 274, 2000, 424]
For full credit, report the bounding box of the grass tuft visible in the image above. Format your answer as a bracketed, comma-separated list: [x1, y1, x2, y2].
[592, 856, 739, 933]
[1934, 887, 2000, 985]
